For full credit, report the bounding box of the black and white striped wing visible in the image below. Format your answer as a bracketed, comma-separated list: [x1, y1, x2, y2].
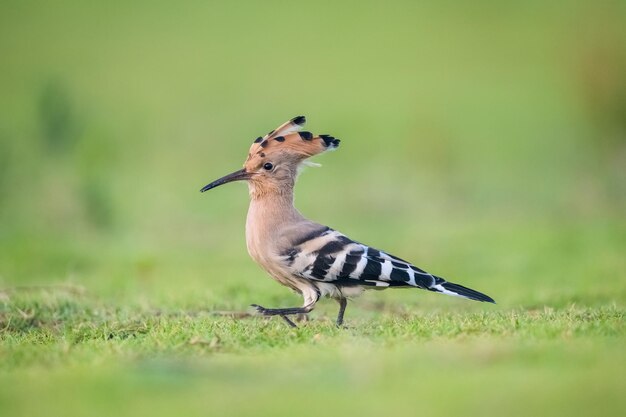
[281, 227, 494, 303]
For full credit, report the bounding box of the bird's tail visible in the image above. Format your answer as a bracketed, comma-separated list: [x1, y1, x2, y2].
[429, 278, 495, 303]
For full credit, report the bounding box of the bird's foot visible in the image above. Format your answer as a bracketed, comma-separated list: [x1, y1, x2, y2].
[250, 304, 309, 316]
[251, 304, 310, 328]
[251, 304, 269, 315]
[280, 315, 297, 328]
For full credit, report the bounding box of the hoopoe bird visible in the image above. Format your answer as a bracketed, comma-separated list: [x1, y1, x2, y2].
[201, 116, 495, 327]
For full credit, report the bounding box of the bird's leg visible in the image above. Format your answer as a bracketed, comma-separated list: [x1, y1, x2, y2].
[336, 297, 348, 327]
[251, 304, 314, 316]
[252, 291, 318, 328]
[251, 303, 315, 328]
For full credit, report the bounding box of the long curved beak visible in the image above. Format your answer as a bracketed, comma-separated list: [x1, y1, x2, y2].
[200, 168, 251, 192]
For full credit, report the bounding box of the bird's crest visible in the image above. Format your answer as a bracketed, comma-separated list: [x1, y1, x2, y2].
[245, 116, 339, 170]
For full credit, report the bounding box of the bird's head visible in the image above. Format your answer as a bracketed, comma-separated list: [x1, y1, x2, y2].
[200, 116, 339, 197]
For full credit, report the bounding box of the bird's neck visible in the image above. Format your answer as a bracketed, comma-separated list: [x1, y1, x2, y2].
[246, 184, 302, 228]
[245, 183, 303, 261]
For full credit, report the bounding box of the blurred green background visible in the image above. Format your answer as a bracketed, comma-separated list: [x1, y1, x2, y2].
[1, 1, 625, 416]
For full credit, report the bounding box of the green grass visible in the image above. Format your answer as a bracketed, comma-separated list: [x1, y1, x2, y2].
[1, 290, 625, 417]
[1, 0, 626, 416]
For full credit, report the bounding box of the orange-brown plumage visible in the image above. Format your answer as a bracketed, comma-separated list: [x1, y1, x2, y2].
[243, 115, 338, 172]
[245, 131, 338, 172]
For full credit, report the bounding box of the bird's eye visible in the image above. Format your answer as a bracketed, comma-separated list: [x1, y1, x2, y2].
[263, 162, 274, 171]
